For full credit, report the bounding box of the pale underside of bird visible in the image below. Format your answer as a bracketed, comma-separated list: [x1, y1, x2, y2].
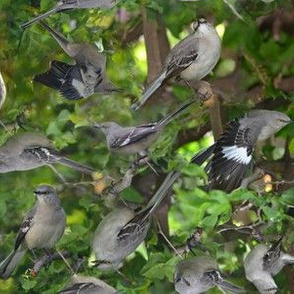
[92, 206, 149, 270]
[59, 274, 117, 294]
[0, 185, 66, 279]
[21, 0, 118, 30]
[174, 256, 244, 294]
[0, 132, 95, 175]
[132, 18, 221, 110]
[244, 237, 294, 294]
[92, 171, 181, 270]
[34, 21, 118, 100]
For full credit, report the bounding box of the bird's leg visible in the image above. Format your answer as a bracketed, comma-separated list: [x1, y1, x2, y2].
[91, 259, 111, 267]
[56, 249, 75, 275]
[182, 79, 204, 105]
[137, 151, 159, 176]
[184, 227, 209, 255]
[43, 248, 54, 260]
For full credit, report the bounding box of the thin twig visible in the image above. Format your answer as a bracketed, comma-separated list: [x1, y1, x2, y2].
[47, 164, 68, 184]
[157, 220, 184, 259]
[56, 249, 75, 275]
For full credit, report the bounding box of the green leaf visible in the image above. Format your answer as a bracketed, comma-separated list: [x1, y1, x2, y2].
[21, 279, 37, 290]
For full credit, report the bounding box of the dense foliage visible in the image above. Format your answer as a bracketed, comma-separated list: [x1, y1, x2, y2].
[1, 0, 294, 293]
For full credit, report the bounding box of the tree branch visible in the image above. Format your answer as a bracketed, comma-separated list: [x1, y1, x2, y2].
[31, 251, 71, 277]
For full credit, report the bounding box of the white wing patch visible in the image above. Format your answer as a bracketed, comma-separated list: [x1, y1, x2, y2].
[222, 145, 252, 165]
[119, 129, 136, 147]
[72, 79, 86, 95]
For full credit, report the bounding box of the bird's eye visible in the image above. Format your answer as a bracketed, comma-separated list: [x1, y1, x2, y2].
[264, 253, 270, 261]
[277, 118, 290, 124]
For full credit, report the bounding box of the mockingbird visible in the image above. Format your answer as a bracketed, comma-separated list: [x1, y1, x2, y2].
[131, 18, 221, 110]
[94, 98, 196, 156]
[21, 0, 118, 30]
[92, 148, 208, 270]
[244, 237, 294, 294]
[34, 21, 117, 100]
[190, 110, 291, 192]
[0, 132, 95, 175]
[0, 185, 66, 279]
[174, 256, 244, 294]
[59, 274, 117, 294]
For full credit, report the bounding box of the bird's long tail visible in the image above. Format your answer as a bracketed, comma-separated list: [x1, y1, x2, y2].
[191, 143, 215, 166]
[131, 71, 167, 110]
[157, 98, 197, 128]
[282, 253, 294, 264]
[58, 157, 96, 176]
[38, 21, 70, 54]
[20, 7, 60, 30]
[119, 145, 214, 237]
[0, 249, 26, 279]
[217, 279, 245, 293]
[146, 144, 214, 216]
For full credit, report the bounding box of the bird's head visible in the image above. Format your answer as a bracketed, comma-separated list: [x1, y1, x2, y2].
[34, 184, 59, 205]
[248, 109, 292, 135]
[93, 122, 118, 134]
[272, 111, 292, 131]
[191, 18, 215, 34]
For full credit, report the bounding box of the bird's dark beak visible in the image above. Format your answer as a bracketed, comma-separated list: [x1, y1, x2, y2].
[93, 123, 101, 129]
[34, 190, 40, 198]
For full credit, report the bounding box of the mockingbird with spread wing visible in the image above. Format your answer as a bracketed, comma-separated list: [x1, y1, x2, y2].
[34, 21, 118, 100]
[0, 185, 66, 279]
[132, 18, 221, 110]
[190, 110, 291, 192]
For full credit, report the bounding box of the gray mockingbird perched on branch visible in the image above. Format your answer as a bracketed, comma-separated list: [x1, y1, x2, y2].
[244, 236, 294, 294]
[34, 21, 118, 100]
[131, 18, 221, 110]
[92, 148, 208, 270]
[174, 256, 244, 294]
[0, 185, 66, 279]
[21, 0, 118, 30]
[59, 274, 117, 294]
[94, 98, 196, 156]
[0, 132, 95, 175]
[191, 110, 291, 192]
